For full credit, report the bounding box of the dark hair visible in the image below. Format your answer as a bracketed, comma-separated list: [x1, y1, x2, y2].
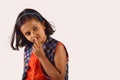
[11, 8, 55, 50]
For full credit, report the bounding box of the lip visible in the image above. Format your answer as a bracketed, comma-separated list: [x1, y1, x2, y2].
[33, 35, 39, 39]
[36, 36, 39, 39]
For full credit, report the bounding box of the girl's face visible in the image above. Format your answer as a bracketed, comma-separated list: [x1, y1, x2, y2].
[20, 18, 47, 44]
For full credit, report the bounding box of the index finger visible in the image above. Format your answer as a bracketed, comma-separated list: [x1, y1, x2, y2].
[33, 38, 39, 46]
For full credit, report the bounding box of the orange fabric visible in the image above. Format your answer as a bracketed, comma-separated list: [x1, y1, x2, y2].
[26, 53, 48, 80]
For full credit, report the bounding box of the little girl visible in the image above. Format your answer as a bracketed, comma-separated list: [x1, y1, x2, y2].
[10, 8, 68, 80]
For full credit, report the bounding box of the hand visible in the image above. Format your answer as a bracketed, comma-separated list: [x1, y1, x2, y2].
[32, 38, 45, 58]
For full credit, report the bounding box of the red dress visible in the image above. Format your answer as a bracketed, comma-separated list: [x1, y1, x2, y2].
[26, 53, 49, 80]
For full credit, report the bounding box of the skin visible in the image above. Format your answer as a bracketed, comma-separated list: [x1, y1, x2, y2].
[20, 19, 67, 80]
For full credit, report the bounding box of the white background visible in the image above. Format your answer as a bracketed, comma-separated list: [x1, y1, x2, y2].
[0, 0, 120, 80]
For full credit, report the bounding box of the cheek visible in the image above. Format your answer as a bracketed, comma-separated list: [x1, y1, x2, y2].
[25, 36, 33, 43]
[40, 29, 46, 36]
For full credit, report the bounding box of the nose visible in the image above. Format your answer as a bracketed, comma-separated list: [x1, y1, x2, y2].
[31, 32, 36, 38]
[31, 32, 36, 42]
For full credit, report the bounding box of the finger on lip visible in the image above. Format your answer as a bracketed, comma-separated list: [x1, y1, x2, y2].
[34, 38, 40, 45]
[33, 38, 37, 44]
[33, 38, 35, 43]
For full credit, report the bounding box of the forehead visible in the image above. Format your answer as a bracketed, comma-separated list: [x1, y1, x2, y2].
[20, 19, 41, 31]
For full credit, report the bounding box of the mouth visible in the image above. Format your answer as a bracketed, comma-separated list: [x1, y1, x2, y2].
[36, 36, 39, 39]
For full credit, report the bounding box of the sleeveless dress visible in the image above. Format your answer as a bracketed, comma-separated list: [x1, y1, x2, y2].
[22, 37, 68, 80]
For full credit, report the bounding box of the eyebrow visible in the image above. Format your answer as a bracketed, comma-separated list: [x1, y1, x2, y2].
[33, 24, 39, 27]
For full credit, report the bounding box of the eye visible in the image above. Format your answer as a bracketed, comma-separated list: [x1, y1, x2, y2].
[25, 32, 30, 36]
[33, 26, 38, 31]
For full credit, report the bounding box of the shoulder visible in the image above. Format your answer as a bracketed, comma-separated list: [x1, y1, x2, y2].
[56, 42, 65, 51]
[55, 41, 68, 59]
[50, 37, 68, 58]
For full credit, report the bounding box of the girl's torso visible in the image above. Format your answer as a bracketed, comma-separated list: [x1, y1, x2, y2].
[22, 37, 68, 80]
